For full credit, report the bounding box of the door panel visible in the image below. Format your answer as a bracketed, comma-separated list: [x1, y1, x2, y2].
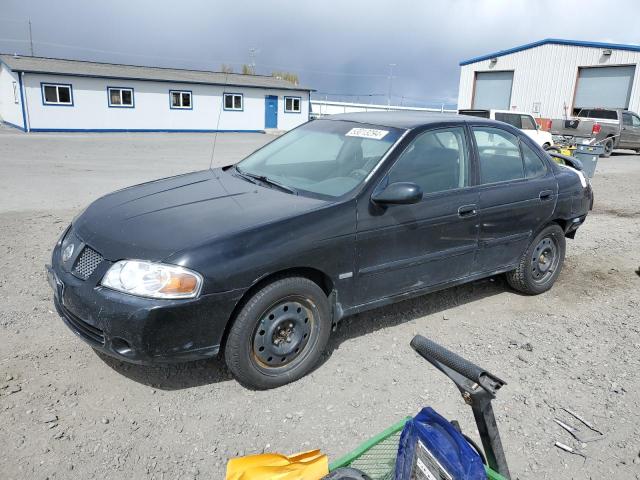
[473, 71, 514, 110]
[265, 95, 278, 128]
[574, 66, 635, 109]
[621, 113, 640, 148]
[472, 127, 557, 272]
[355, 126, 479, 305]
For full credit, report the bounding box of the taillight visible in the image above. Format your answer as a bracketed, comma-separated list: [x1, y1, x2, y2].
[592, 123, 601, 135]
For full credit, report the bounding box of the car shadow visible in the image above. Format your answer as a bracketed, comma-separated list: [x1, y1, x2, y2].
[321, 275, 508, 363]
[95, 351, 234, 390]
[97, 275, 508, 391]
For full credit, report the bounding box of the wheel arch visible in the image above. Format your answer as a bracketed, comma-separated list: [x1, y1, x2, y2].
[220, 267, 336, 351]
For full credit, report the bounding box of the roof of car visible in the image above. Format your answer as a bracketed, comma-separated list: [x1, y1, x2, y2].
[325, 111, 493, 129]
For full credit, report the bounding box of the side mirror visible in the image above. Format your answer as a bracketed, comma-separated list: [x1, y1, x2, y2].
[372, 182, 423, 205]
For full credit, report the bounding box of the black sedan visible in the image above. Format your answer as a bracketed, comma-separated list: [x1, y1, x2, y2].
[47, 112, 593, 389]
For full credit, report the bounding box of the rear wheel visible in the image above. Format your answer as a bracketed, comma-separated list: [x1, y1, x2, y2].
[602, 137, 614, 157]
[506, 224, 566, 295]
[224, 276, 331, 389]
[542, 142, 552, 150]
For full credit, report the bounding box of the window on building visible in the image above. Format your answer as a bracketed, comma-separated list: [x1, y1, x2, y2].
[42, 83, 73, 105]
[224, 93, 243, 111]
[170, 90, 192, 109]
[387, 127, 469, 195]
[12, 81, 18, 104]
[284, 96, 301, 113]
[473, 127, 524, 184]
[108, 87, 134, 107]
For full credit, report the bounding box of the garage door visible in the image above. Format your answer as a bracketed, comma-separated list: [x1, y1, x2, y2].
[574, 65, 636, 109]
[473, 71, 514, 110]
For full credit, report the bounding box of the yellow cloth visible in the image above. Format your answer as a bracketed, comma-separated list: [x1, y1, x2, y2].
[226, 450, 329, 480]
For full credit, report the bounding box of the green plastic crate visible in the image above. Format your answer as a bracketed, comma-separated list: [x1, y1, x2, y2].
[330, 418, 507, 480]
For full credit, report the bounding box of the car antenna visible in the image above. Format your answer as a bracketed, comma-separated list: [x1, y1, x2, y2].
[209, 71, 231, 172]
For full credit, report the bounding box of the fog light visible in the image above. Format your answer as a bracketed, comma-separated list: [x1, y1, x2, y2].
[112, 338, 134, 356]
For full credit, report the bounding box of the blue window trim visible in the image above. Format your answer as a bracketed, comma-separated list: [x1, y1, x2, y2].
[284, 95, 302, 114]
[169, 90, 193, 110]
[223, 92, 244, 111]
[107, 86, 135, 108]
[41, 82, 74, 107]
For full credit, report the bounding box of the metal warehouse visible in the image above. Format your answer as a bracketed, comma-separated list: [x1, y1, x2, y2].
[457, 38, 640, 119]
[0, 54, 312, 133]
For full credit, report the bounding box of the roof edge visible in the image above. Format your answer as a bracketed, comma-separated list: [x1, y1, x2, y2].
[0, 53, 313, 91]
[459, 38, 640, 66]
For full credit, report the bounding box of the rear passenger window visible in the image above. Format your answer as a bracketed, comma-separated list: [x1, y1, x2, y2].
[521, 142, 547, 178]
[387, 127, 469, 195]
[473, 128, 524, 183]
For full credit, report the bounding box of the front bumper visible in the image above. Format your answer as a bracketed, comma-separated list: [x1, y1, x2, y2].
[47, 237, 244, 365]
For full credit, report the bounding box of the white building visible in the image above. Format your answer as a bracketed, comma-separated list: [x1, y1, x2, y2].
[458, 38, 640, 119]
[0, 54, 312, 132]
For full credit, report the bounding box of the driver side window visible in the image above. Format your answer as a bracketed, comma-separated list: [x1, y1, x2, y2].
[387, 127, 469, 195]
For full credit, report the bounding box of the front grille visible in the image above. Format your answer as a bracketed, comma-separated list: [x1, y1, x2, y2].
[60, 304, 105, 345]
[72, 246, 103, 280]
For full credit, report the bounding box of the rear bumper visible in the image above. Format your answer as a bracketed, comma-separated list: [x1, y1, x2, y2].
[47, 253, 244, 365]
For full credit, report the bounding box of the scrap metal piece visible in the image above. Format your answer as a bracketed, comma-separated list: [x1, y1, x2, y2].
[561, 407, 604, 435]
[554, 441, 586, 460]
[554, 418, 604, 443]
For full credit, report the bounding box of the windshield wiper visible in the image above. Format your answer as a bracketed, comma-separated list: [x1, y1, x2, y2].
[234, 166, 297, 195]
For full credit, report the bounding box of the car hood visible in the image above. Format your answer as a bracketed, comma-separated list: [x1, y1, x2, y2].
[74, 168, 328, 262]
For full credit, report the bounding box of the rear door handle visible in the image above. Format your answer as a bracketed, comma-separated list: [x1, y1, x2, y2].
[458, 204, 478, 217]
[539, 190, 554, 201]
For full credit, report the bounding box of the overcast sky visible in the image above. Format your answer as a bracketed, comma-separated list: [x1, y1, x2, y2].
[2, 0, 639, 107]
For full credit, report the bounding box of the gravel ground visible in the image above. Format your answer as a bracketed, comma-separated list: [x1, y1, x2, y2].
[1, 126, 639, 479]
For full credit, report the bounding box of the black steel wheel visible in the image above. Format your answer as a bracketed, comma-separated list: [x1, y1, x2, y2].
[506, 224, 566, 295]
[224, 276, 331, 389]
[530, 236, 560, 285]
[251, 298, 317, 372]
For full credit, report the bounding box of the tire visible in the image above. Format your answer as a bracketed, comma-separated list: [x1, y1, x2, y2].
[224, 276, 331, 389]
[602, 137, 614, 158]
[542, 142, 552, 150]
[506, 224, 566, 295]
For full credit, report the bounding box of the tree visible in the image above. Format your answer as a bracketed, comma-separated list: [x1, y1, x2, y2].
[220, 64, 234, 73]
[271, 71, 299, 86]
[241, 64, 255, 75]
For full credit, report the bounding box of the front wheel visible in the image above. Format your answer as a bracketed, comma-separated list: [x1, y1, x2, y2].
[224, 276, 331, 389]
[506, 224, 566, 295]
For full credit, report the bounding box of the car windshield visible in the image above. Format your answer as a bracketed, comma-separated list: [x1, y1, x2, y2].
[235, 119, 404, 198]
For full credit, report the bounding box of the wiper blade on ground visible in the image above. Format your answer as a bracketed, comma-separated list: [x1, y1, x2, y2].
[234, 167, 297, 195]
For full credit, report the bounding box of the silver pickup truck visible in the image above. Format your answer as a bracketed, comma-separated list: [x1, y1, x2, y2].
[550, 108, 640, 157]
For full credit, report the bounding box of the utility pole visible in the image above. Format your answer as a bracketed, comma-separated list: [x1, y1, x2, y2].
[248, 48, 259, 74]
[387, 63, 396, 107]
[28, 19, 34, 56]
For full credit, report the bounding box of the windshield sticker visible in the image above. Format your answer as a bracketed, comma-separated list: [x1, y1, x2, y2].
[345, 128, 389, 140]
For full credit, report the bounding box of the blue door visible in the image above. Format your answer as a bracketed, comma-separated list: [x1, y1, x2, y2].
[265, 95, 278, 128]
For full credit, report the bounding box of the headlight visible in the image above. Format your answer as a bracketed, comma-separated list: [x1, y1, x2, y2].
[101, 260, 203, 299]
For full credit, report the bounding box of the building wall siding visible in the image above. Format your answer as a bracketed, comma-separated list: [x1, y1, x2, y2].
[19, 72, 309, 132]
[458, 43, 640, 118]
[0, 63, 24, 129]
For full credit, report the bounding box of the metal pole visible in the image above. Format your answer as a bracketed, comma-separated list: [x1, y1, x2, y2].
[28, 19, 34, 56]
[387, 63, 396, 107]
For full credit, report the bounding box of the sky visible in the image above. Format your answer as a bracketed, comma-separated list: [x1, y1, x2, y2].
[2, 0, 640, 108]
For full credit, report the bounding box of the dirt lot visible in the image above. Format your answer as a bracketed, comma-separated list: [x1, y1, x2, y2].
[1, 125, 639, 479]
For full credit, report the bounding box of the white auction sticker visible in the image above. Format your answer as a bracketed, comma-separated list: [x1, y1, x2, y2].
[345, 128, 389, 140]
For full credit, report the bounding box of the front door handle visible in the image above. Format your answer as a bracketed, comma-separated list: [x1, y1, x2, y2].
[539, 190, 554, 201]
[458, 204, 478, 218]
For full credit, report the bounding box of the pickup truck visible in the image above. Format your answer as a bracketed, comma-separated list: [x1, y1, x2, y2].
[550, 108, 640, 157]
[458, 109, 554, 149]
